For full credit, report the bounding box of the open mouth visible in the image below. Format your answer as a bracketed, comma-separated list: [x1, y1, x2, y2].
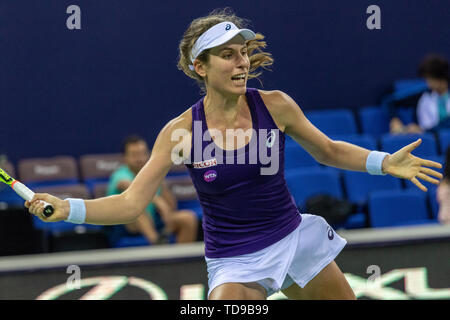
[231, 73, 246, 85]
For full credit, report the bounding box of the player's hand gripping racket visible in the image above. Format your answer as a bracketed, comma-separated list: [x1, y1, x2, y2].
[0, 167, 54, 217]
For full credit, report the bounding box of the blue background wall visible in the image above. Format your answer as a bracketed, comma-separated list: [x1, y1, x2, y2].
[1, 0, 449, 162]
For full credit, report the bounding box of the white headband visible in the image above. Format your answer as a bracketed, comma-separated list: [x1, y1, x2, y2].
[189, 21, 256, 71]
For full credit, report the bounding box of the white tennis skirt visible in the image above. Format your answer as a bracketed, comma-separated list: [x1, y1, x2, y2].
[205, 214, 347, 298]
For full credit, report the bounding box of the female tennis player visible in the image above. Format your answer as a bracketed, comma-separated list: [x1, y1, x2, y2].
[26, 9, 443, 300]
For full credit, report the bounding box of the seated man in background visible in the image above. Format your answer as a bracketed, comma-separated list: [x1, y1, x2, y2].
[106, 135, 198, 245]
[390, 54, 450, 134]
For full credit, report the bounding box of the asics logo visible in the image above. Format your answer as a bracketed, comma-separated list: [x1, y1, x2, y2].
[327, 226, 334, 240]
[266, 130, 276, 148]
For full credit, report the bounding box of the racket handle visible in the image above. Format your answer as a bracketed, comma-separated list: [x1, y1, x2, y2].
[12, 181, 55, 218]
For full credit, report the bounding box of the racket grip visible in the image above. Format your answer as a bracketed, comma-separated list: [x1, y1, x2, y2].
[12, 181, 54, 217]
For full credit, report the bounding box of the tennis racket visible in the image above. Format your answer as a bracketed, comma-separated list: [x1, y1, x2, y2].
[0, 167, 54, 217]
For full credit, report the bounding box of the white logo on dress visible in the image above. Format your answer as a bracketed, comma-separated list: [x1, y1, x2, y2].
[192, 158, 217, 169]
[266, 130, 276, 148]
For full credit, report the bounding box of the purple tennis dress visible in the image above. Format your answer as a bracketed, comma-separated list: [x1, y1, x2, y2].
[186, 88, 302, 258]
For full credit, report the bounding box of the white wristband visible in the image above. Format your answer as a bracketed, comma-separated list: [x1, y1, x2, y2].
[366, 151, 389, 175]
[65, 198, 86, 224]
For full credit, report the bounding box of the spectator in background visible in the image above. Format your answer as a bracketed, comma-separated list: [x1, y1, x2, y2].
[390, 54, 450, 134]
[107, 135, 198, 245]
[437, 146, 450, 224]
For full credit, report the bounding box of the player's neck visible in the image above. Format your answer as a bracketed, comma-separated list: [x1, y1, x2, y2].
[203, 89, 247, 123]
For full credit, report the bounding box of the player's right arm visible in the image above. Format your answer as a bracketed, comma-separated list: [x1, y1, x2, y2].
[26, 110, 192, 225]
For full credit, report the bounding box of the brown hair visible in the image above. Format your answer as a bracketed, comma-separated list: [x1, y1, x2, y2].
[177, 8, 274, 93]
[121, 134, 146, 154]
[418, 54, 449, 81]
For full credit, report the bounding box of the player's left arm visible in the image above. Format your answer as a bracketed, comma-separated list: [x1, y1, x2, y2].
[262, 90, 443, 191]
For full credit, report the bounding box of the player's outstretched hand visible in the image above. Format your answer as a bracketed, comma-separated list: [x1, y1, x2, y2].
[382, 139, 443, 192]
[25, 193, 69, 222]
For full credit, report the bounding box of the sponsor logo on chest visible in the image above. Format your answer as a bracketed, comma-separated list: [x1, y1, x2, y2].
[203, 170, 217, 182]
[193, 158, 217, 169]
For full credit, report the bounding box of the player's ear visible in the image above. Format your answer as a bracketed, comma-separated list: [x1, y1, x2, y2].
[193, 59, 207, 78]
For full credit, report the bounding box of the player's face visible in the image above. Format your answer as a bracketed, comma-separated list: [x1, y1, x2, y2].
[425, 77, 448, 94]
[204, 34, 250, 96]
[124, 141, 150, 174]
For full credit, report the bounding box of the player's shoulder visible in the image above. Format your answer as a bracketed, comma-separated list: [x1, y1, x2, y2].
[154, 107, 193, 160]
[167, 108, 193, 130]
[160, 108, 193, 139]
[257, 89, 296, 105]
[257, 89, 299, 115]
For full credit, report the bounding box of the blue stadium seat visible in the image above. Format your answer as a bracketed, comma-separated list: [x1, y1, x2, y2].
[343, 171, 402, 205]
[318, 165, 342, 178]
[79, 153, 123, 195]
[358, 106, 390, 137]
[368, 190, 434, 227]
[165, 176, 203, 219]
[393, 79, 427, 92]
[380, 133, 438, 157]
[284, 144, 319, 170]
[285, 168, 343, 210]
[31, 215, 103, 234]
[285, 135, 298, 148]
[331, 211, 368, 230]
[340, 170, 402, 230]
[0, 187, 23, 207]
[284, 133, 376, 168]
[317, 134, 377, 177]
[438, 129, 450, 154]
[18, 156, 79, 189]
[396, 107, 415, 125]
[286, 167, 366, 229]
[305, 109, 357, 136]
[342, 213, 368, 229]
